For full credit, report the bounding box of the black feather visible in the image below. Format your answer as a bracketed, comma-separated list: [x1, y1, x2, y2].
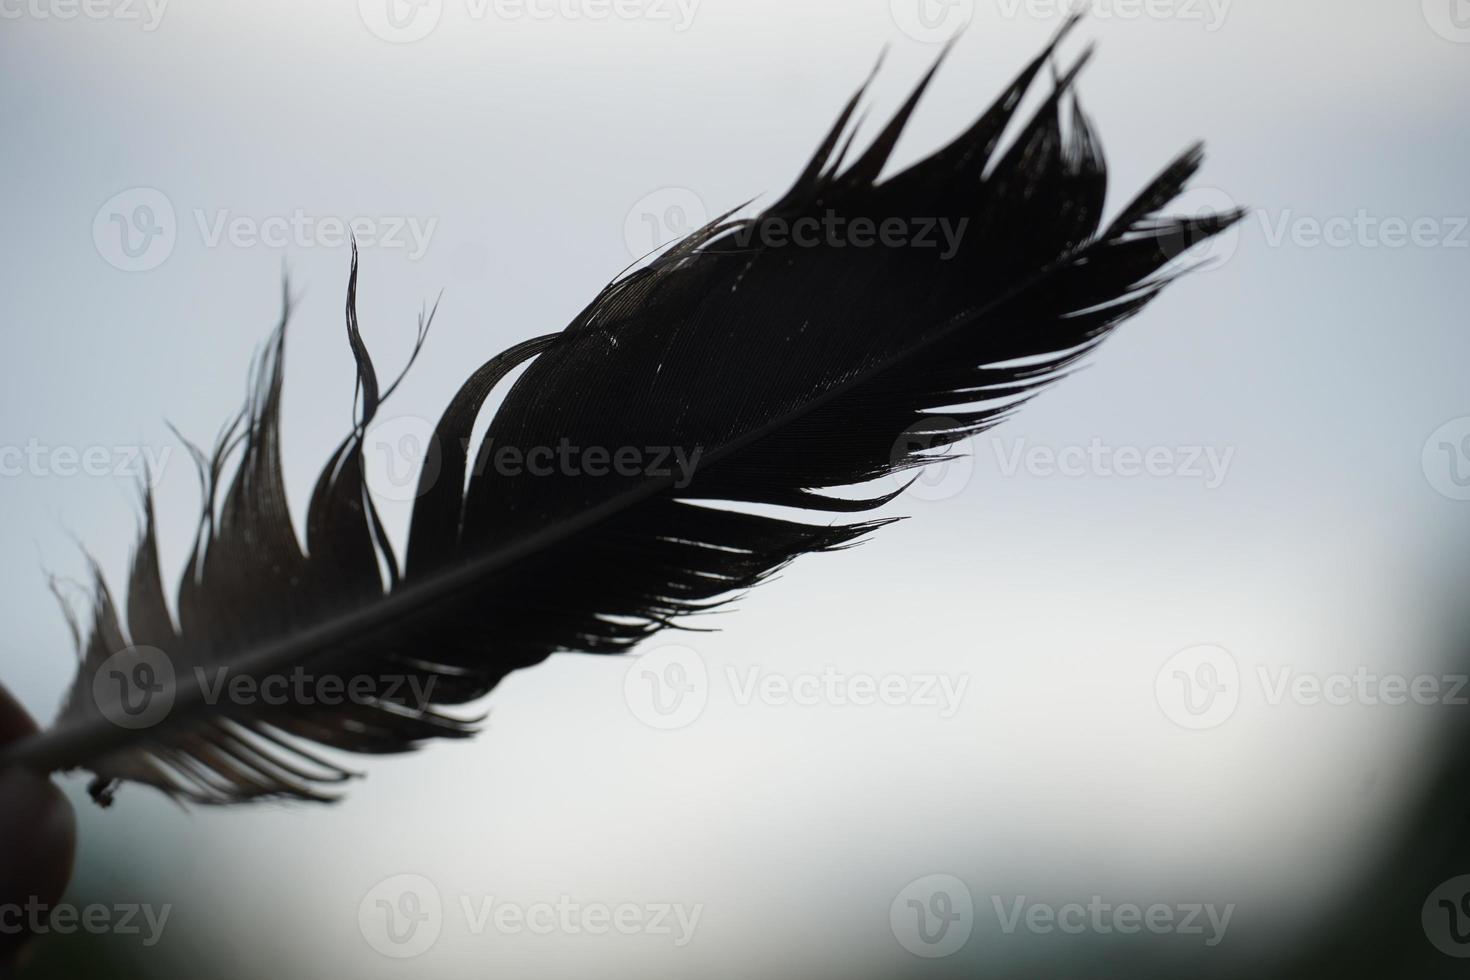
[6, 22, 1242, 805]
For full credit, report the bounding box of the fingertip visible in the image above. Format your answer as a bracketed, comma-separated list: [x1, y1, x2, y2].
[0, 767, 77, 900]
[0, 685, 77, 969]
[0, 682, 41, 745]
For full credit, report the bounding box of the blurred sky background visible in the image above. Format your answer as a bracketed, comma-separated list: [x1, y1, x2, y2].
[2, 0, 1469, 976]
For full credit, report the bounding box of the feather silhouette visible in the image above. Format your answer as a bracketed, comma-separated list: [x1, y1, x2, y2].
[3, 19, 1241, 805]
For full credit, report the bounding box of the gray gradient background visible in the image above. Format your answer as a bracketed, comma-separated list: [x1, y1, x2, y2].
[1, 0, 1468, 976]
